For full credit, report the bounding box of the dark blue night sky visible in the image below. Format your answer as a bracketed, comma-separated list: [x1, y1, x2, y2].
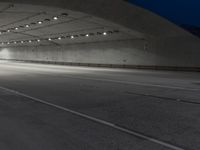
[128, 0, 200, 27]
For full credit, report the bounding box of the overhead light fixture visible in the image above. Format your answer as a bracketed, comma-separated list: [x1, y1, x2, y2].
[103, 32, 107, 35]
[1, 30, 115, 47]
[1, 14, 73, 36]
[53, 16, 58, 20]
[38, 21, 43, 24]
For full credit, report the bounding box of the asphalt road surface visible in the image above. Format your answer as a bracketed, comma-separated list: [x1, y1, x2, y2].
[0, 61, 200, 150]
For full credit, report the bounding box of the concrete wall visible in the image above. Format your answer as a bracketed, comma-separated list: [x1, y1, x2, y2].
[0, 39, 150, 65]
[151, 35, 200, 68]
[1, 38, 200, 71]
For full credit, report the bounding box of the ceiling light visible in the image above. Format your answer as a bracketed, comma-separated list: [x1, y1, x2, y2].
[48, 38, 52, 41]
[103, 32, 107, 35]
[14, 41, 17, 44]
[7, 42, 10, 44]
[21, 41, 24, 43]
[86, 34, 89, 37]
[53, 16, 58, 20]
[58, 37, 62, 40]
[15, 27, 19, 30]
[29, 40, 32, 43]
[37, 39, 40, 42]
[7, 30, 10, 32]
[25, 25, 30, 28]
[38, 21, 43, 24]
[70, 35, 74, 39]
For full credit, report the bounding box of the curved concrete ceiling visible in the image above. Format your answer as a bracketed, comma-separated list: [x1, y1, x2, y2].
[0, 1, 146, 47]
[0, 0, 195, 35]
[0, 0, 199, 48]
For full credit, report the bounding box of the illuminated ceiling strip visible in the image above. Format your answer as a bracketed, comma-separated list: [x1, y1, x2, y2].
[0, 13, 68, 35]
[0, 30, 119, 46]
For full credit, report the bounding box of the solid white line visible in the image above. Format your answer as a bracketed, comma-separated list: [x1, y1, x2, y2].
[60, 75, 200, 91]
[0, 86, 185, 150]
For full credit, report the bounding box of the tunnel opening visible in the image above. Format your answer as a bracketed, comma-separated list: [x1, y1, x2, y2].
[0, 1, 199, 71]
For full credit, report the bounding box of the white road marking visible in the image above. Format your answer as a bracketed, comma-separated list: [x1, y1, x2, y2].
[0, 86, 185, 150]
[59, 75, 200, 91]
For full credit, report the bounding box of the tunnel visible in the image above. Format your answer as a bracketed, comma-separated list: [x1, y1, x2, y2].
[0, 0, 200, 150]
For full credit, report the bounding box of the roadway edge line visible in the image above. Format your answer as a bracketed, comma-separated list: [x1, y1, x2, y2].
[0, 86, 185, 150]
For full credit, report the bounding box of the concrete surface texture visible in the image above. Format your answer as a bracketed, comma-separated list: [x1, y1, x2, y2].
[0, 61, 200, 150]
[0, 40, 150, 65]
[0, 1, 200, 69]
